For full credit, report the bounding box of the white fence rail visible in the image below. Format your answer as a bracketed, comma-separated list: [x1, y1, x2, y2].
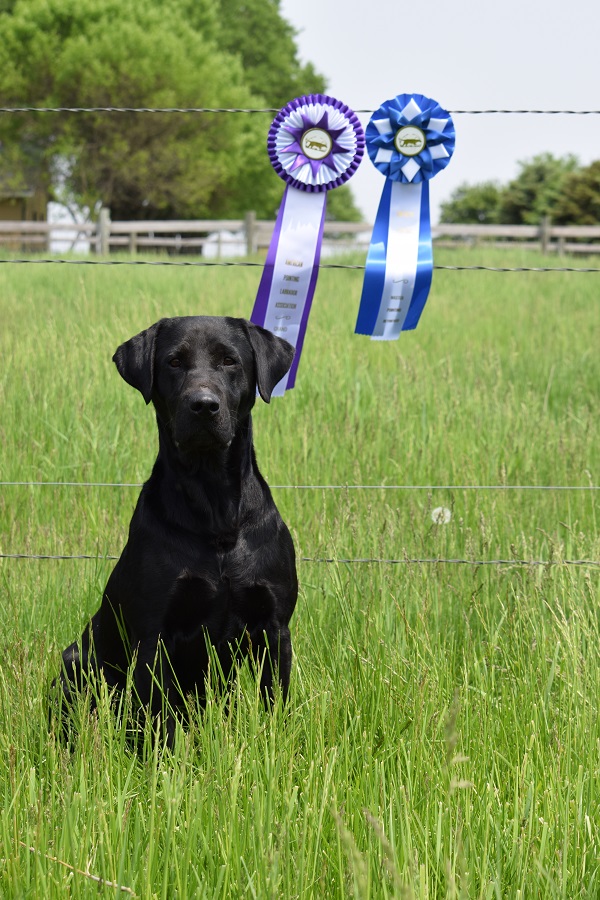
[1, 213, 599, 256]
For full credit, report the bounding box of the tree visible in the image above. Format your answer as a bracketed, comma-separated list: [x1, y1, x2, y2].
[212, 0, 325, 109]
[497, 153, 579, 225]
[438, 155, 596, 226]
[0, 0, 258, 218]
[439, 181, 503, 224]
[204, 0, 364, 222]
[552, 160, 600, 225]
[0, 0, 362, 221]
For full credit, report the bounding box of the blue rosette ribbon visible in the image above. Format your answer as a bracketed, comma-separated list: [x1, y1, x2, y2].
[251, 94, 364, 394]
[355, 93, 455, 340]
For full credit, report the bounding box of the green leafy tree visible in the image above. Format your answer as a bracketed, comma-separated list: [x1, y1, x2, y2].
[0, 0, 262, 218]
[212, 0, 325, 108]
[0, 0, 362, 221]
[438, 155, 596, 226]
[552, 160, 600, 225]
[206, 0, 363, 221]
[497, 153, 579, 225]
[439, 181, 502, 224]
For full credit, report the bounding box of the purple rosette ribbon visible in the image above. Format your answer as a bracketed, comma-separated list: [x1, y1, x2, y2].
[355, 93, 455, 341]
[251, 94, 364, 395]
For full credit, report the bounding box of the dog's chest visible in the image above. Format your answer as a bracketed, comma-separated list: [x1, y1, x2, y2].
[164, 547, 272, 641]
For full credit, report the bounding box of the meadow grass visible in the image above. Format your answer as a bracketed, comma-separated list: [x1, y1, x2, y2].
[0, 247, 598, 897]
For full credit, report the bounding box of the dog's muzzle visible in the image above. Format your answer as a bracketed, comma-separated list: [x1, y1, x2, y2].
[173, 389, 233, 451]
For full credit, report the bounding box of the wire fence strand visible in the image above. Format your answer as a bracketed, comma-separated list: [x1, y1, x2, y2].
[1, 552, 598, 567]
[0, 259, 599, 273]
[0, 481, 597, 491]
[1, 107, 600, 115]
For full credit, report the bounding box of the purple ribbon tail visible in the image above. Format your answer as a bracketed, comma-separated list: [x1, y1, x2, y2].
[251, 188, 288, 326]
[285, 198, 326, 389]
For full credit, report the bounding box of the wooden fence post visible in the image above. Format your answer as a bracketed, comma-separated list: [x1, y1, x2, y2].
[97, 207, 111, 256]
[245, 211, 257, 256]
[539, 215, 551, 254]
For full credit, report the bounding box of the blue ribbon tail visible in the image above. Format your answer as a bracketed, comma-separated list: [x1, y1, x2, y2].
[403, 181, 433, 330]
[354, 179, 393, 335]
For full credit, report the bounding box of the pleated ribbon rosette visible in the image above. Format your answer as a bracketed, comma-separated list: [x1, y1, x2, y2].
[251, 94, 364, 394]
[355, 93, 455, 340]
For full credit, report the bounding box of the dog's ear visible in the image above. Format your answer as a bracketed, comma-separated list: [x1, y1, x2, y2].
[242, 321, 295, 402]
[112, 321, 162, 404]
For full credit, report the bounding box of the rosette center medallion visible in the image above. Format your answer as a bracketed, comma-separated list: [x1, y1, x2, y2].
[301, 128, 333, 161]
[394, 126, 426, 157]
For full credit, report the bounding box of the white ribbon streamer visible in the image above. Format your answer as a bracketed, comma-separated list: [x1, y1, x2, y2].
[260, 187, 326, 395]
[371, 181, 422, 340]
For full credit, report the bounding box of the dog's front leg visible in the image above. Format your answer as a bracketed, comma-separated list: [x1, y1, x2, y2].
[58, 612, 101, 702]
[248, 624, 292, 705]
[133, 636, 175, 745]
[51, 614, 103, 742]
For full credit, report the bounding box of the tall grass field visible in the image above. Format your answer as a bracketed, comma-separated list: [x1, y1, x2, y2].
[0, 248, 598, 898]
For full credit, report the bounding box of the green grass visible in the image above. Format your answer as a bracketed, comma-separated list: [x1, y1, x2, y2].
[0, 248, 598, 898]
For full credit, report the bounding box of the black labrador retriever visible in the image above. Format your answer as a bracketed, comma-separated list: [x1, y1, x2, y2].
[58, 315, 297, 739]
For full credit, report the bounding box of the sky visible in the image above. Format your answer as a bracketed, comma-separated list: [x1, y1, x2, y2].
[280, 0, 600, 223]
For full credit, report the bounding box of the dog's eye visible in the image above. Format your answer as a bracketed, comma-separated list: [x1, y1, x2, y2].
[222, 356, 237, 367]
[169, 358, 181, 368]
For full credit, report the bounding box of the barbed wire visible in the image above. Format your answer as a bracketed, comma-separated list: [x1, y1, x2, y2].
[0, 258, 264, 267]
[0, 481, 597, 491]
[1, 107, 600, 115]
[305, 557, 600, 567]
[434, 265, 600, 273]
[451, 110, 600, 115]
[0, 107, 282, 114]
[0, 259, 598, 273]
[1, 552, 598, 567]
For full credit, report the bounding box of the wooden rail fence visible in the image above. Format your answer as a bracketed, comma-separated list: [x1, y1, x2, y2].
[0, 210, 599, 256]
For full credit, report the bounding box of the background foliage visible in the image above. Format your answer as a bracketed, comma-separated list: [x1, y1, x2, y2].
[0, 0, 361, 221]
[440, 153, 600, 225]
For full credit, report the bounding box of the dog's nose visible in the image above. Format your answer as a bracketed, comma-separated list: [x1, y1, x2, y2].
[189, 391, 220, 416]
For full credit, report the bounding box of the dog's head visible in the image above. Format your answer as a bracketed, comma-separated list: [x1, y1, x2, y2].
[113, 316, 294, 455]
